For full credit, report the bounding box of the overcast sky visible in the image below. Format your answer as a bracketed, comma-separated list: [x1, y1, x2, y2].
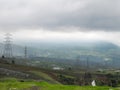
[0, 0, 120, 45]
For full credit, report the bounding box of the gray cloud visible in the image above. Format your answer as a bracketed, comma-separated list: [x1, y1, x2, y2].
[0, 0, 120, 31]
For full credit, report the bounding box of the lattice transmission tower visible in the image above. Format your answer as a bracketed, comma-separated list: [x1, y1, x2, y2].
[3, 33, 13, 58]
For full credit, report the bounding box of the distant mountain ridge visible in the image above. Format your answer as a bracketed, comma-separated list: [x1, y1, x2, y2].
[0, 41, 119, 59]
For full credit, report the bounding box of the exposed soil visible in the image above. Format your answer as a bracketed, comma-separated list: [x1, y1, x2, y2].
[23, 86, 40, 90]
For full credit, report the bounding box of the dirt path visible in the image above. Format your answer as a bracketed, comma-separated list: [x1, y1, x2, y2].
[23, 86, 40, 90]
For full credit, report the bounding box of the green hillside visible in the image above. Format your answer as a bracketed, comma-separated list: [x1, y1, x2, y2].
[0, 78, 118, 90]
[0, 59, 120, 90]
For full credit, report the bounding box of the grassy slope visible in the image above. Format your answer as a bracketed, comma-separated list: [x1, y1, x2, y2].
[0, 63, 60, 83]
[0, 78, 119, 90]
[39, 82, 118, 90]
[29, 71, 60, 84]
[0, 62, 119, 90]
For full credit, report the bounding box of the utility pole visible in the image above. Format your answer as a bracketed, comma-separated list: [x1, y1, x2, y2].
[24, 46, 27, 59]
[84, 56, 91, 85]
[76, 56, 80, 69]
[4, 33, 13, 58]
[86, 56, 89, 71]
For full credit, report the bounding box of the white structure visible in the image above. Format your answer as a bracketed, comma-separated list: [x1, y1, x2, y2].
[53, 67, 64, 70]
[91, 80, 96, 87]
